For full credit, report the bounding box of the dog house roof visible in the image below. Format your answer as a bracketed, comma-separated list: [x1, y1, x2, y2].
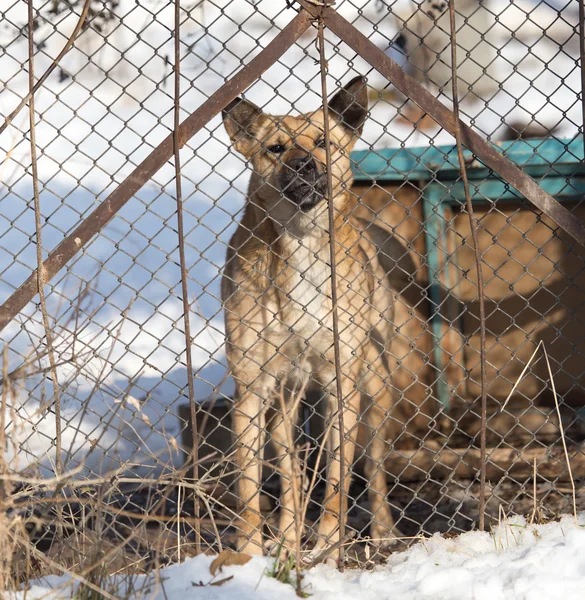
[351, 137, 585, 184]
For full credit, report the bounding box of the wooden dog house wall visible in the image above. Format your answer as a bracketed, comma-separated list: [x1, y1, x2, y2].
[353, 138, 585, 440]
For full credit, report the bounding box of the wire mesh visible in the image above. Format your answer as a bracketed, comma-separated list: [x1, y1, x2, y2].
[1, 0, 585, 577]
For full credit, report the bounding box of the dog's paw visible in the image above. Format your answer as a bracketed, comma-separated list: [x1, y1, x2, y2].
[264, 537, 288, 558]
[369, 523, 404, 550]
[301, 546, 337, 567]
[422, 0, 448, 19]
[264, 522, 301, 559]
[299, 527, 343, 567]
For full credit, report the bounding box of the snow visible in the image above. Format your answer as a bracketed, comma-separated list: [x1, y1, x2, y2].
[0, 0, 582, 476]
[13, 514, 585, 600]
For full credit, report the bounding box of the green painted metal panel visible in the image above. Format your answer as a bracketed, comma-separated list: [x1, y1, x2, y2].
[427, 176, 585, 206]
[351, 138, 585, 183]
[422, 186, 451, 409]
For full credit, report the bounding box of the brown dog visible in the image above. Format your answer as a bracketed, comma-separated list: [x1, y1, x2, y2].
[221, 77, 413, 562]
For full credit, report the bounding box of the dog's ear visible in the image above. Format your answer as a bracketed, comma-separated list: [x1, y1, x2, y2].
[329, 76, 368, 136]
[223, 97, 265, 155]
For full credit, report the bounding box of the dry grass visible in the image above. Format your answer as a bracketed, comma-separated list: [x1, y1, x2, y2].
[0, 300, 231, 596]
[502, 340, 577, 522]
[0, 294, 581, 600]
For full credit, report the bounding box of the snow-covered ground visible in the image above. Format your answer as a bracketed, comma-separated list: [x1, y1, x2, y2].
[16, 514, 585, 600]
[0, 0, 582, 476]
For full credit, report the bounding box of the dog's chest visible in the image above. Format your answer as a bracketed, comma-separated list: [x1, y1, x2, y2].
[272, 236, 332, 348]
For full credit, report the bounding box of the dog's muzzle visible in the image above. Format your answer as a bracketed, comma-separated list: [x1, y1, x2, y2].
[280, 155, 326, 210]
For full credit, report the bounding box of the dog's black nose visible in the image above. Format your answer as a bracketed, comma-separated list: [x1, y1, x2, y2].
[288, 156, 317, 178]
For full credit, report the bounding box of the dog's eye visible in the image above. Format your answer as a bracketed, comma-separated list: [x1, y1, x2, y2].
[267, 144, 286, 154]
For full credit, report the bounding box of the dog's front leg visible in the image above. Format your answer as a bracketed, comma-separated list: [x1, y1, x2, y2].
[233, 382, 271, 554]
[306, 376, 359, 565]
[363, 366, 402, 548]
[265, 404, 303, 556]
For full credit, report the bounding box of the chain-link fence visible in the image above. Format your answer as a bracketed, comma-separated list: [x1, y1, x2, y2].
[1, 0, 585, 580]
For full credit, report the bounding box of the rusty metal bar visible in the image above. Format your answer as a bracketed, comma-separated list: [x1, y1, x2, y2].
[27, 0, 62, 477]
[0, 8, 313, 333]
[447, 0, 487, 530]
[173, 0, 201, 552]
[317, 21, 346, 570]
[303, 1, 585, 246]
[580, 0, 585, 163]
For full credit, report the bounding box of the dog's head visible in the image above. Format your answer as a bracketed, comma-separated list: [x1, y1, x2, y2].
[222, 77, 368, 227]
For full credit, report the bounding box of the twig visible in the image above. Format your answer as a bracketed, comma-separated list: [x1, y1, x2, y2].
[177, 483, 182, 563]
[0, 109, 31, 184]
[174, 0, 201, 553]
[530, 456, 538, 525]
[448, 0, 488, 531]
[0, 0, 92, 138]
[0, 346, 13, 593]
[501, 340, 544, 412]
[299, 409, 337, 536]
[317, 19, 347, 571]
[63, 307, 130, 467]
[200, 492, 224, 553]
[304, 530, 356, 569]
[541, 344, 577, 523]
